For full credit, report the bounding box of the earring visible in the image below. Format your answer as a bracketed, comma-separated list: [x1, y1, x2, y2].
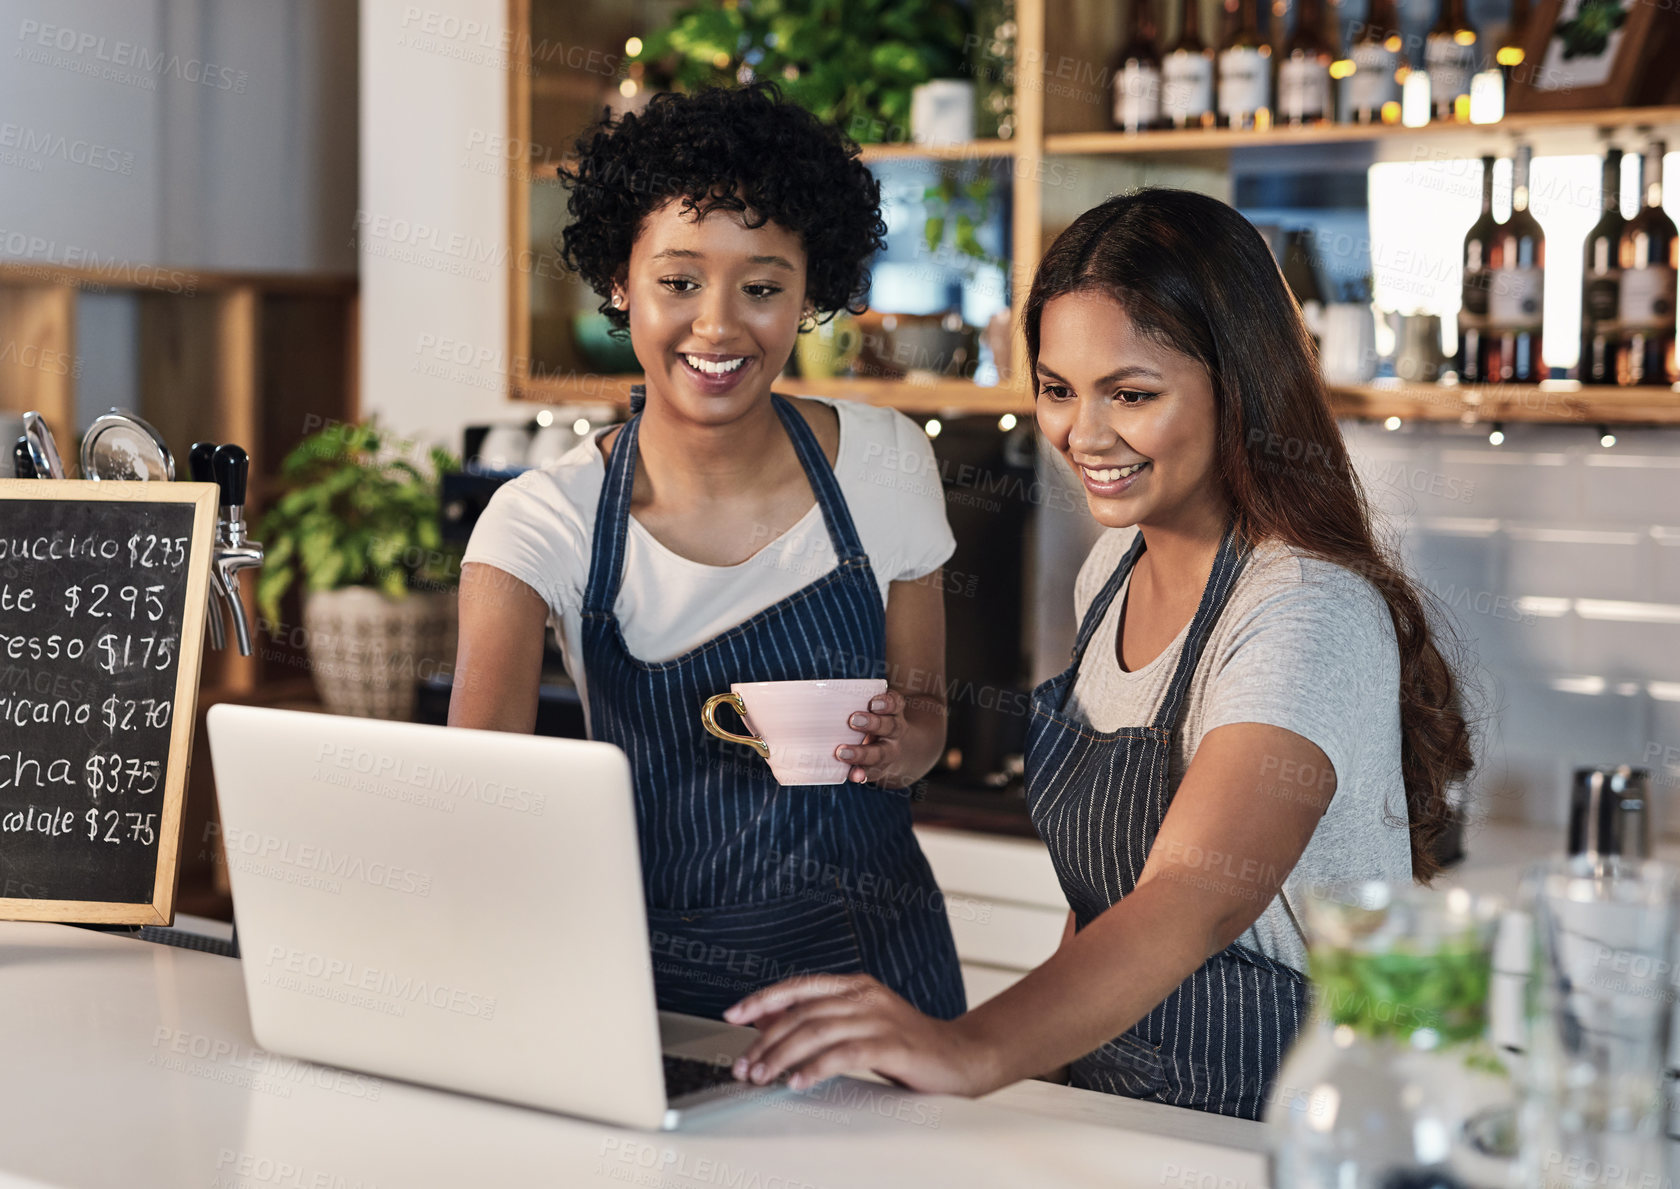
[799, 309, 817, 332]
[610, 293, 624, 309]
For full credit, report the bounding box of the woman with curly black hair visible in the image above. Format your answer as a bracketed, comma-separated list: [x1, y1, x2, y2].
[452, 81, 966, 1023]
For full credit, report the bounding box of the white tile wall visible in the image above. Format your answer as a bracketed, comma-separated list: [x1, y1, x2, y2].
[1342, 419, 1680, 837]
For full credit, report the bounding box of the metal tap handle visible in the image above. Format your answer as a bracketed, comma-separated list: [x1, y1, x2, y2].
[189, 441, 219, 484]
[214, 547, 263, 656]
[211, 444, 260, 656]
[189, 442, 229, 649]
[212, 444, 248, 510]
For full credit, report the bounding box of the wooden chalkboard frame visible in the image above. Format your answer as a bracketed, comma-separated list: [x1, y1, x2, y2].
[0, 480, 217, 924]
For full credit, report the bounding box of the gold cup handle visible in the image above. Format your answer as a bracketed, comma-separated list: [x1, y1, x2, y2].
[700, 692, 769, 759]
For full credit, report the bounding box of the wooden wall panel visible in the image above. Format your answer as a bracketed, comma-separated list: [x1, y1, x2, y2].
[137, 287, 261, 696]
[0, 284, 76, 459]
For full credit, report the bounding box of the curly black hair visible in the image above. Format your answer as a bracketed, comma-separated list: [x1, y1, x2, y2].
[557, 81, 888, 333]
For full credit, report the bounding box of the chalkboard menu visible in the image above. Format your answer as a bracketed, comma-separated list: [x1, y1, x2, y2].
[0, 480, 216, 924]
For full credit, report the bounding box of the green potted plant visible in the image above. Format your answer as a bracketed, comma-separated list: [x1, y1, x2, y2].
[256, 420, 462, 721]
[629, 0, 969, 144]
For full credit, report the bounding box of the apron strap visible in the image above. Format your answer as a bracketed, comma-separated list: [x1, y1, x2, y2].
[581, 397, 643, 616]
[1149, 521, 1250, 733]
[1070, 530, 1148, 663]
[581, 384, 868, 615]
[770, 393, 870, 565]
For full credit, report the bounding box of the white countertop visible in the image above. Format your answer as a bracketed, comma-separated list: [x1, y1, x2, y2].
[5, 818, 1659, 1188]
[0, 921, 1267, 1189]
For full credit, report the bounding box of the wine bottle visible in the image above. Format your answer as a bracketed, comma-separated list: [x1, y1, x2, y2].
[1344, 0, 1402, 124]
[1489, 144, 1545, 383]
[1112, 0, 1165, 133]
[1217, 0, 1273, 130]
[1458, 156, 1498, 383]
[1424, 0, 1479, 122]
[1278, 0, 1335, 125]
[1616, 140, 1679, 386]
[1580, 147, 1625, 386]
[1163, 0, 1217, 129]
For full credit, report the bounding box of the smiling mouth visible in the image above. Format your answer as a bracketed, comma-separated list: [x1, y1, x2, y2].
[681, 353, 749, 375]
[1081, 462, 1148, 482]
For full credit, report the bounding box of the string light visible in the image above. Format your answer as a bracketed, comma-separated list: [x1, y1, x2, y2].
[625, 36, 643, 56]
[1598, 424, 1617, 448]
[1487, 422, 1505, 445]
[925, 418, 943, 438]
[1384, 416, 1403, 431]
[534, 409, 554, 427]
[998, 413, 1017, 431]
[572, 418, 591, 435]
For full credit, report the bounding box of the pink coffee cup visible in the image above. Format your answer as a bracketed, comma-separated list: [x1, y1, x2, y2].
[700, 678, 889, 786]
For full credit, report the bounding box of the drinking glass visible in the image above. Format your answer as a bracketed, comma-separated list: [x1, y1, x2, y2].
[1519, 855, 1680, 1188]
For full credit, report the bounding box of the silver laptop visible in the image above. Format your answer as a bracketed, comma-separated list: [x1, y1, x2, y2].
[206, 703, 786, 1130]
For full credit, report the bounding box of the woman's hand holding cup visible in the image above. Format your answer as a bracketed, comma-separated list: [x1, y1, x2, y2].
[699, 678, 888, 786]
[838, 689, 910, 787]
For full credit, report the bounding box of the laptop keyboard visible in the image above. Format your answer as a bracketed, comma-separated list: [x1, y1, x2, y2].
[663, 1053, 740, 1099]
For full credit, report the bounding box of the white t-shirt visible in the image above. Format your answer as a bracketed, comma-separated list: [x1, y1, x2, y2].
[1062, 527, 1413, 973]
[461, 397, 957, 726]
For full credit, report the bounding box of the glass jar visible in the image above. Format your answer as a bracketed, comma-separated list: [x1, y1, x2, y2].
[1265, 882, 1513, 1188]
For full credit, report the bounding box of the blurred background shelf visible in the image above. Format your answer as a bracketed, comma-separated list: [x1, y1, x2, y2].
[504, 0, 1680, 420]
[857, 139, 1021, 162]
[515, 373, 1034, 415]
[515, 374, 1680, 424]
[1327, 382, 1680, 425]
[1045, 106, 1680, 161]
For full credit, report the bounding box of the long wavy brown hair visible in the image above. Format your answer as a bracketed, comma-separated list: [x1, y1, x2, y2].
[1023, 188, 1473, 882]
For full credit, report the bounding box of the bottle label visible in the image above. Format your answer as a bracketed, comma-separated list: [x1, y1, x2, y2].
[1162, 52, 1215, 123]
[1461, 269, 1491, 324]
[1425, 38, 1477, 106]
[1345, 44, 1400, 116]
[1619, 266, 1677, 331]
[1114, 63, 1162, 129]
[1217, 47, 1270, 121]
[1278, 58, 1330, 120]
[1488, 267, 1543, 327]
[1583, 272, 1621, 324]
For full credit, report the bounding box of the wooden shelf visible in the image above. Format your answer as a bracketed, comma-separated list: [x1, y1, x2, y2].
[857, 139, 1019, 163]
[512, 374, 1680, 424]
[1328, 381, 1680, 425]
[514, 373, 1034, 416]
[1045, 105, 1680, 160]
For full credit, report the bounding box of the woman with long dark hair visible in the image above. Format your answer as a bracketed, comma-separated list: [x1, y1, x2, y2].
[722, 188, 1473, 1119]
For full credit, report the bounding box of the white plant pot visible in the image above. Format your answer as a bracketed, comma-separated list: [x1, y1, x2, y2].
[301, 587, 457, 720]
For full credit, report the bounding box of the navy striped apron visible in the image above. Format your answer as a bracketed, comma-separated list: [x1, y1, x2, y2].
[579, 387, 965, 1022]
[1024, 523, 1307, 1119]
